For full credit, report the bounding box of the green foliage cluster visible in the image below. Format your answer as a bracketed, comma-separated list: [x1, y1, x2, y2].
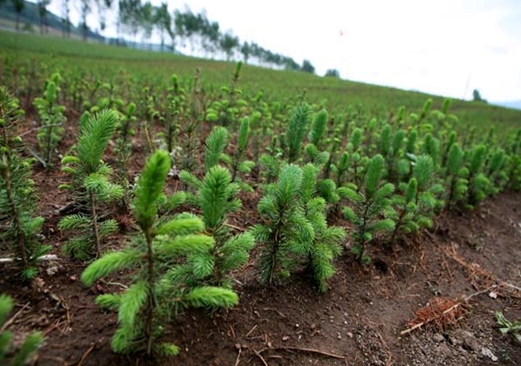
[81, 150, 238, 356]
[0, 293, 43, 365]
[496, 310, 521, 343]
[33, 72, 65, 167]
[0, 87, 49, 279]
[1, 31, 521, 361]
[340, 155, 395, 264]
[254, 163, 345, 291]
[58, 110, 123, 259]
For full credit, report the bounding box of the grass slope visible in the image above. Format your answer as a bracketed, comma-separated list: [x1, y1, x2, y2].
[1, 30, 520, 132]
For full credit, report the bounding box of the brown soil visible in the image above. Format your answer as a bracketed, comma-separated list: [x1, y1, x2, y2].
[2, 114, 521, 366]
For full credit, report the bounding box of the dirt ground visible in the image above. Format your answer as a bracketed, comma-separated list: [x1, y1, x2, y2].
[2, 109, 521, 365]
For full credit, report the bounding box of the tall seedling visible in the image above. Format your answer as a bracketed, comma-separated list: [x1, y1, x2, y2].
[285, 103, 312, 163]
[339, 155, 395, 264]
[59, 110, 123, 259]
[298, 164, 345, 292]
[464, 144, 490, 208]
[229, 117, 255, 185]
[33, 73, 65, 167]
[81, 150, 238, 356]
[389, 155, 443, 244]
[177, 165, 255, 287]
[0, 87, 49, 279]
[443, 143, 468, 209]
[254, 164, 313, 284]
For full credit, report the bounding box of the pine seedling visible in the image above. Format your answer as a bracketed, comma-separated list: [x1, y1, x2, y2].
[389, 178, 419, 245]
[506, 129, 521, 191]
[297, 164, 345, 292]
[422, 133, 441, 170]
[341, 127, 370, 189]
[205, 62, 243, 126]
[93, 82, 124, 112]
[378, 124, 406, 183]
[0, 294, 43, 365]
[484, 149, 508, 196]
[259, 149, 283, 184]
[204, 126, 229, 172]
[465, 144, 491, 208]
[443, 143, 468, 209]
[0, 87, 49, 279]
[137, 87, 159, 153]
[339, 154, 395, 265]
[175, 166, 254, 287]
[81, 150, 238, 357]
[254, 164, 314, 284]
[113, 102, 137, 210]
[229, 117, 255, 184]
[389, 155, 443, 244]
[164, 75, 185, 154]
[285, 103, 312, 163]
[412, 154, 445, 213]
[304, 142, 330, 168]
[178, 117, 200, 174]
[59, 110, 123, 259]
[295, 112, 334, 199]
[114, 102, 137, 178]
[308, 109, 328, 151]
[33, 73, 65, 168]
[495, 310, 521, 343]
[441, 131, 457, 167]
[331, 151, 350, 187]
[323, 136, 342, 179]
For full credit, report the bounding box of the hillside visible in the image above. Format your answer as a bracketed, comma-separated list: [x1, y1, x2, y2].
[0, 0, 102, 39]
[1, 27, 521, 366]
[1, 30, 520, 133]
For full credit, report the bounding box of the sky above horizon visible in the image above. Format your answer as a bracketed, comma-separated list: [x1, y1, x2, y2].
[46, 0, 521, 102]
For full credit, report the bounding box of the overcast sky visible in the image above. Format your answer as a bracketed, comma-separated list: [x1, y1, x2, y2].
[46, 0, 521, 102]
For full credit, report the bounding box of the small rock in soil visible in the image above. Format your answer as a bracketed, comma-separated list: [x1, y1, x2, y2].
[481, 347, 499, 362]
[433, 333, 445, 343]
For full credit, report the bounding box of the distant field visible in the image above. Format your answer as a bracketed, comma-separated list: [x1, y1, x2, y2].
[1, 29, 520, 132]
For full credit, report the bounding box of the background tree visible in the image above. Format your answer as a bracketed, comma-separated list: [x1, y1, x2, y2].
[61, 0, 71, 37]
[96, 0, 113, 39]
[473, 89, 487, 103]
[301, 59, 315, 74]
[240, 41, 251, 64]
[118, 0, 141, 41]
[38, 0, 51, 34]
[324, 69, 340, 78]
[79, 0, 91, 41]
[154, 2, 171, 51]
[219, 31, 239, 61]
[140, 1, 154, 46]
[11, 0, 25, 31]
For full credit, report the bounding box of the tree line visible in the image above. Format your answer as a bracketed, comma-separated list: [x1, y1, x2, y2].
[1, 0, 317, 73]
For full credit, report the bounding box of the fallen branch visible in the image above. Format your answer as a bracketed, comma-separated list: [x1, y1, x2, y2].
[77, 340, 98, 366]
[259, 346, 345, 359]
[253, 348, 269, 366]
[0, 254, 59, 263]
[245, 324, 258, 338]
[234, 346, 241, 366]
[0, 302, 30, 332]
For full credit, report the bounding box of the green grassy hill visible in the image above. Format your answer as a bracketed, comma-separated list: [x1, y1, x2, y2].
[0, 0, 101, 39]
[1, 29, 520, 133]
